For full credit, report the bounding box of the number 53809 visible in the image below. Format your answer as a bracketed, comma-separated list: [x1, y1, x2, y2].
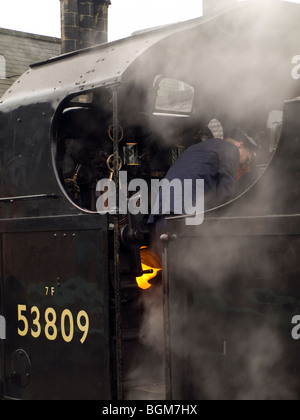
[17, 305, 89, 344]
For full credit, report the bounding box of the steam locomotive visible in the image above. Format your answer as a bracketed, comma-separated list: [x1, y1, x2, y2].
[1, 0, 300, 400]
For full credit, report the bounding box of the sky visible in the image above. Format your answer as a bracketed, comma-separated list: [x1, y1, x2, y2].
[0, 0, 299, 42]
[0, 0, 202, 41]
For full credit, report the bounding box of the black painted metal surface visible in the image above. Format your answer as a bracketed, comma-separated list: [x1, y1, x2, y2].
[1, 0, 300, 400]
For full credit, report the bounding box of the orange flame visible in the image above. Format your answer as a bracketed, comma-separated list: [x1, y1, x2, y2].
[136, 264, 162, 290]
[136, 247, 162, 290]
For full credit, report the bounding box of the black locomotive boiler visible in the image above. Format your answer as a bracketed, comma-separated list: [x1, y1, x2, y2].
[1, 0, 300, 400]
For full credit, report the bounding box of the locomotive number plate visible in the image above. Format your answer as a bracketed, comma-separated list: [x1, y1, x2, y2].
[17, 305, 90, 344]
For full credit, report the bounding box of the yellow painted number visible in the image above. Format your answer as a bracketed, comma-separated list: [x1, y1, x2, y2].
[77, 311, 90, 344]
[17, 305, 89, 344]
[45, 307, 58, 341]
[31, 306, 41, 339]
[17, 305, 29, 337]
[61, 309, 74, 343]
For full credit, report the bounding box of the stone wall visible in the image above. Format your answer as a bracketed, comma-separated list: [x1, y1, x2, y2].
[0, 28, 61, 97]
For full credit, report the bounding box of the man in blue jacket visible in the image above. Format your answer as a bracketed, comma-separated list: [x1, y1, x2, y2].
[149, 127, 257, 223]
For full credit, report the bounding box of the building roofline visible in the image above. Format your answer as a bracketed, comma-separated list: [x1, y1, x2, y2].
[0, 27, 61, 43]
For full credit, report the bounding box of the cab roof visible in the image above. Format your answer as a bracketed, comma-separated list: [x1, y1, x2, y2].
[1, 0, 300, 109]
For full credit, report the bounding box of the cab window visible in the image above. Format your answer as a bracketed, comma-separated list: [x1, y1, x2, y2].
[154, 77, 195, 114]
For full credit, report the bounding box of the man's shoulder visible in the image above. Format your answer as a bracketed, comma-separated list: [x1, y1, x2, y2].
[184, 138, 238, 157]
[205, 138, 240, 163]
[201, 138, 232, 151]
[188, 138, 223, 150]
[209, 138, 230, 146]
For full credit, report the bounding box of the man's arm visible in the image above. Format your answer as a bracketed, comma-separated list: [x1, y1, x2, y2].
[216, 144, 240, 205]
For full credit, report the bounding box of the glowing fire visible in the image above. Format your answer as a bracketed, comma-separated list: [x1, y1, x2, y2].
[136, 264, 162, 290]
[136, 247, 162, 290]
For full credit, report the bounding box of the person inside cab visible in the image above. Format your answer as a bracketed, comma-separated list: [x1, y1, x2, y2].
[149, 126, 258, 224]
